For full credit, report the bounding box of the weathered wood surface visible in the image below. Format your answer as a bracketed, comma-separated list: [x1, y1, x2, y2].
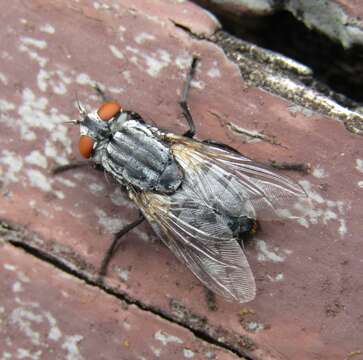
[0, 1, 362, 359]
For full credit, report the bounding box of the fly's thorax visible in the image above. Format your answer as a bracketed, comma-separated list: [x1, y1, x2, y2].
[102, 120, 183, 193]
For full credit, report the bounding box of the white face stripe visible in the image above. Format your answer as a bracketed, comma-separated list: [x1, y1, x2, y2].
[79, 110, 110, 137]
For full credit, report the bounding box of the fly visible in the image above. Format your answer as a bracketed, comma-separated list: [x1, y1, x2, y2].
[55, 57, 310, 303]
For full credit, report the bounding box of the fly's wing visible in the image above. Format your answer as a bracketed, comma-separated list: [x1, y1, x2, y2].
[129, 187, 256, 303]
[168, 135, 310, 220]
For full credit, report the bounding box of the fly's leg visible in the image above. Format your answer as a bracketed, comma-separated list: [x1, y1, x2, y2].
[51, 160, 101, 174]
[202, 139, 241, 154]
[180, 56, 198, 138]
[93, 83, 110, 101]
[98, 212, 145, 279]
[203, 140, 311, 174]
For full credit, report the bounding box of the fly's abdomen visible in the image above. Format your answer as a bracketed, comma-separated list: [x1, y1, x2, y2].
[103, 121, 183, 193]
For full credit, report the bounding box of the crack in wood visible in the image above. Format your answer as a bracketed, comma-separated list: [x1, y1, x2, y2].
[0, 219, 258, 360]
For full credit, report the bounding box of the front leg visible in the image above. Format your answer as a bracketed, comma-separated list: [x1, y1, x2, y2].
[51, 160, 98, 174]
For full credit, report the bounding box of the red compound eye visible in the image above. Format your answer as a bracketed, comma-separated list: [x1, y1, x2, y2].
[97, 101, 121, 121]
[79, 135, 94, 159]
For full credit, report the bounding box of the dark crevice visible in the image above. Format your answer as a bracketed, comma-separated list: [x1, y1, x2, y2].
[192, 1, 363, 105]
[0, 220, 257, 360]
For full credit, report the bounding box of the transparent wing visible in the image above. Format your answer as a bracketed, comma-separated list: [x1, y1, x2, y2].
[130, 185, 256, 303]
[168, 135, 310, 220]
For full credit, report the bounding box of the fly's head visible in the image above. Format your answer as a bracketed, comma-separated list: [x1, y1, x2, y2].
[71, 100, 122, 160]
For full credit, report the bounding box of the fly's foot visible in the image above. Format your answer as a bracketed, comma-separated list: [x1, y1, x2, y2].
[205, 288, 218, 311]
[269, 160, 311, 174]
[98, 213, 145, 278]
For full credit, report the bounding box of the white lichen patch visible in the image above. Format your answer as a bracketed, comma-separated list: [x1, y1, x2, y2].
[26, 169, 52, 192]
[56, 177, 76, 188]
[37, 69, 49, 91]
[126, 46, 171, 77]
[17, 271, 30, 284]
[122, 70, 133, 84]
[6, 267, 82, 357]
[154, 330, 183, 346]
[18, 88, 68, 143]
[17, 88, 72, 164]
[115, 267, 129, 281]
[12, 281, 23, 293]
[44, 312, 62, 341]
[0, 72, 8, 85]
[266, 273, 284, 282]
[44, 140, 57, 158]
[20, 37, 47, 49]
[109, 45, 124, 60]
[25, 167, 64, 200]
[108, 87, 124, 94]
[312, 164, 327, 179]
[93, 1, 110, 10]
[245, 321, 265, 333]
[1, 351, 12, 359]
[19, 37, 48, 67]
[0, 150, 23, 183]
[190, 79, 205, 90]
[356, 159, 363, 173]
[88, 182, 105, 194]
[134, 32, 155, 44]
[25, 151, 48, 169]
[183, 349, 195, 358]
[122, 320, 131, 331]
[10, 308, 43, 345]
[175, 52, 193, 70]
[207, 67, 221, 78]
[110, 187, 128, 206]
[146, 50, 171, 77]
[338, 219, 347, 237]
[204, 351, 216, 359]
[18, 88, 47, 140]
[150, 346, 161, 357]
[76, 73, 93, 86]
[358, 181, 363, 188]
[40, 24, 55, 34]
[256, 240, 288, 263]
[17, 348, 42, 360]
[94, 208, 126, 233]
[37, 68, 71, 95]
[4, 264, 16, 271]
[297, 180, 349, 238]
[61, 335, 84, 360]
[134, 228, 151, 243]
[0, 98, 15, 112]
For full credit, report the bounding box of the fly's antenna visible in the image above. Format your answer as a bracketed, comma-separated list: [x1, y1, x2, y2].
[63, 119, 81, 125]
[63, 92, 87, 125]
